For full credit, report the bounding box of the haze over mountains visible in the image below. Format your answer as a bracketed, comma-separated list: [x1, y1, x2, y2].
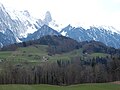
[0, 3, 120, 48]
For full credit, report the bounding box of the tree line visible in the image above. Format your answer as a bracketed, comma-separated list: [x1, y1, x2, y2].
[0, 55, 119, 85]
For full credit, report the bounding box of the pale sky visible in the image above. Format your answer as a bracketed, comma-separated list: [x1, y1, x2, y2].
[0, 0, 120, 29]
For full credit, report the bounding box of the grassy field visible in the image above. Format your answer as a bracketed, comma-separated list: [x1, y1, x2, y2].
[0, 45, 110, 64]
[0, 83, 120, 90]
[0, 45, 48, 62]
[90, 53, 109, 57]
[0, 45, 82, 62]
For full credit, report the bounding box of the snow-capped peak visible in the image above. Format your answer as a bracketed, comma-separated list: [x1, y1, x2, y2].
[39, 11, 63, 32]
[6, 8, 41, 37]
[77, 24, 120, 34]
[44, 11, 52, 23]
[41, 11, 52, 26]
[98, 25, 120, 34]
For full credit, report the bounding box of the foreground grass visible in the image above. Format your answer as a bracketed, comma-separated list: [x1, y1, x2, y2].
[0, 83, 120, 90]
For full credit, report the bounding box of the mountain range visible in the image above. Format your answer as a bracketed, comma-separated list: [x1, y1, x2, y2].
[0, 3, 120, 48]
[60, 25, 120, 48]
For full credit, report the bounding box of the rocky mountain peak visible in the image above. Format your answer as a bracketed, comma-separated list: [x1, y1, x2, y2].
[43, 11, 52, 25]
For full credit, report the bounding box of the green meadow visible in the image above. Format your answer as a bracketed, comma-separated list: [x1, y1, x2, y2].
[0, 83, 120, 90]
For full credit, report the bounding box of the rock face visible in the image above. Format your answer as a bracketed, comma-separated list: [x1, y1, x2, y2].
[60, 25, 120, 48]
[0, 29, 17, 47]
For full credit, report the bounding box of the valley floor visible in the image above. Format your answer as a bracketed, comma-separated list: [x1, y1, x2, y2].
[0, 83, 120, 90]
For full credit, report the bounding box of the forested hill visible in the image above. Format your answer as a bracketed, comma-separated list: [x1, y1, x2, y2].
[79, 41, 120, 55]
[1, 35, 120, 55]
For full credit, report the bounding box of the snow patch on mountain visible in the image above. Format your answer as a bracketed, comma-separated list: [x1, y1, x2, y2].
[0, 42, 3, 48]
[61, 31, 67, 36]
[6, 9, 40, 37]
